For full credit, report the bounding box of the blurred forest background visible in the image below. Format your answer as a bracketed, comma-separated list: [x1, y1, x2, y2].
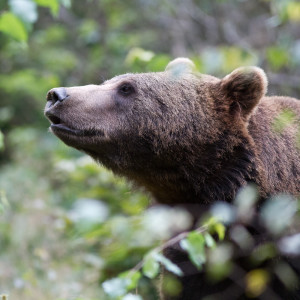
[0, 0, 300, 299]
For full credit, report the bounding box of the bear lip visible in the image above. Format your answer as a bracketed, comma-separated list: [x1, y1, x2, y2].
[50, 123, 84, 136]
[45, 111, 81, 135]
[45, 110, 104, 137]
[50, 122, 103, 137]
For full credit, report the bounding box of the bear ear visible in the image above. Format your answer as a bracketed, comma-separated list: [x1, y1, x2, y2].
[220, 66, 268, 118]
[165, 57, 196, 76]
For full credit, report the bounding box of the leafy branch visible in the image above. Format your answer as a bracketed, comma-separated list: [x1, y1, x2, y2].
[102, 218, 225, 299]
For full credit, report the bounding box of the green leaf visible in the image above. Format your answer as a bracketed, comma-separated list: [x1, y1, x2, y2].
[0, 12, 28, 41]
[34, 0, 59, 16]
[275, 262, 299, 290]
[143, 254, 160, 278]
[153, 253, 183, 276]
[9, 0, 38, 24]
[122, 294, 143, 300]
[204, 233, 216, 248]
[220, 46, 257, 73]
[234, 184, 259, 214]
[207, 261, 232, 282]
[214, 223, 226, 241]
[245, 269, 269, 298]
[266, 46, 289, 70]
[102, 277, 129, 298]
[204, 217, 226, 241]
[103, 271, 142, 298]
[60, 0, 71, 8]
[119, 270, 142, 290]
[286, 2, 300, 21]
[180, 231, 206, 269]
[161, 274, 183, 297]
[0, 190, 9, 215]
[250, 242, 277, 265]
[125, 47, 155, 65]
[0, 130, 4, 151]
[261, 195, 298, 235]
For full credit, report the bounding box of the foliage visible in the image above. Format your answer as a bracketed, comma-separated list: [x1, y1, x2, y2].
[0, 12, 27, 42]
[101, 187, 300, 299]
[1, 0, 300, 299]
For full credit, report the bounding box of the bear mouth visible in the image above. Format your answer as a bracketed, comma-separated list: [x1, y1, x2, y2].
[45, 112, 80, 135]
[51, 123, 82, 135]
[45, 112, 100, 137]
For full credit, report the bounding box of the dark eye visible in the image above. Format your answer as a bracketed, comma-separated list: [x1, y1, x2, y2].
[118, 83, 135, 96]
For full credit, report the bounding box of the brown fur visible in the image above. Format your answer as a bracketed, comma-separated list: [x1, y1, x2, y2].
[45, 59, 300, 205]
[45, 58, 300, 299]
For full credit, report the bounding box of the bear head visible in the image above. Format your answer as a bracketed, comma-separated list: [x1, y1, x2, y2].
[45, 58, 267, 204]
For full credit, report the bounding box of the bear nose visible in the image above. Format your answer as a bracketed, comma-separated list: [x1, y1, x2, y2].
[46, 87, 68, 105]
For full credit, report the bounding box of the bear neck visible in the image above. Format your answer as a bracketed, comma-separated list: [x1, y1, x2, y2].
[193, 135, 259, 203]
[129, 133, 259, 205]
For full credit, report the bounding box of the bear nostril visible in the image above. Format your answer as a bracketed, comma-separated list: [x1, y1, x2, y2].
[47, 87, 68, 104]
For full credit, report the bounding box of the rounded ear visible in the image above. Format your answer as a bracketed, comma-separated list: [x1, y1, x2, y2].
[165, 57, 196, 76]
[220, 66, 268, 118]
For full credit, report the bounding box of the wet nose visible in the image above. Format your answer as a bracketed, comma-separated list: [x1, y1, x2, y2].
[46, 87, 68, 105]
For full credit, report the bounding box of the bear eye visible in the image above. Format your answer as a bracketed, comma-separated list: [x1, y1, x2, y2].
[118, 83, 135, 96]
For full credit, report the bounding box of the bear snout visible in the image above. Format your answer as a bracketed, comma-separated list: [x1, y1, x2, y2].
[45, 87, 69, 122]
[45, 87, 70, 129]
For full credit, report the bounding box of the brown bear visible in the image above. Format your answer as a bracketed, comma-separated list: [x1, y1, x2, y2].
[45, 58, 300, 299]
